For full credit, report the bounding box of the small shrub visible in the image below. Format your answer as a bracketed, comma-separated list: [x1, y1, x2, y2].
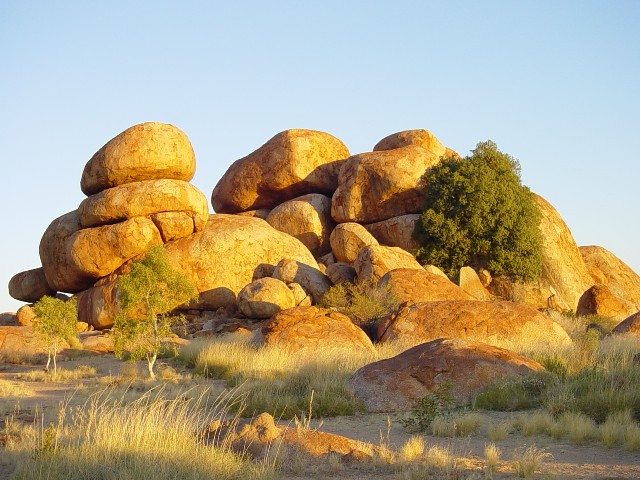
[512, 411, 555, 437]
[555, 412, 597, 444]
[399, 435, 425, 462]
[599, 410, 632, 448]
[400, 383, 454, 432]
[511, 445, 551, 478]
[432, 412, 481, 437]
[474, 373, 554, 411]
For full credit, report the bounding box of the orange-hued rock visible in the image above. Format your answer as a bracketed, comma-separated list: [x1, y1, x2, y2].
[9, 267, 55, 303]
[349, 338, 544, 411]
[354, 245, 423, 283]
[75, 280, 119, 330]
[266, 193, 335, 256]
[373, 129, 460, 159]
[212, 129, 349, 213]
[164, 215, 319, 310]
[16, 305, 36, 326]
[0, 325, 69, 362]
[325, 262, 357, 285]
[377, 268, 473, 304]
[81, 122, 196, 195]
[579, 245, 640, 311]
[331, 145, 441, 223]
[488, 194, 593, 311]
[272, 258, 333, 303]
[364, 214, 420, 253]
[576, 284, 636, 319]
[261, 306, 375, 355]
[612, 311, 640, 335]
[237, 278, 297, 319]
[151, 211, 204, 243]
[459, 266, 492, 301]
[79, 332, 115, 353]
[377, 300, 571, 349]
[78, 179, 209, 231]
[329, 222, 379, 264]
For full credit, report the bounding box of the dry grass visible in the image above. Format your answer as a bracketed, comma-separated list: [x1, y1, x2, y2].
[511, 445, 551, 478]
[399, 435, 426, 462]
[432, 412, 482, 437]
[17, 365, 97, 382]
[0, 378, 32, 397]
[484, 442, 500, 476]
[487, 421, 510, 441]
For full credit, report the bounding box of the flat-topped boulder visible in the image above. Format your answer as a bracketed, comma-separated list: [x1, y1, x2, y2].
[78, 179, 209, 231]
[81, 122, 196, 195]
[212, 129, 349, 213]
[265, 193, 334, 257]
[378, 268, 473, 304]
[579, 245, 640, 311]
[331, 145, 441, 224]
[349, 338, 544, 412]
[261, 306, 375, 355]
[377, 299, 572, 349]
[9, 267, 55, 303]
[164, 215, 319, 310]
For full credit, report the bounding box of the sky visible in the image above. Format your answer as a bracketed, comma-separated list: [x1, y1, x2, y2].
[1, 1, 638, 313]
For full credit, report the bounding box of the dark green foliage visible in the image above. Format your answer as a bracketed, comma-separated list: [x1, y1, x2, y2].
[400, 383, 454, 432]
[473, 372, 556, 411]
[414, 140, 543, 281]
[113, 246, 197, 379]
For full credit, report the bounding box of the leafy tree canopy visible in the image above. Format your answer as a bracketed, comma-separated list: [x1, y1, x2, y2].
[414, 140, 543, 281]
[32, 296, 78, 374]
[113, 246, 197, 379]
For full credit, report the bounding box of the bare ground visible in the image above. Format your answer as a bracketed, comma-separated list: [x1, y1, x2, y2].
[1, 355, 639, 480]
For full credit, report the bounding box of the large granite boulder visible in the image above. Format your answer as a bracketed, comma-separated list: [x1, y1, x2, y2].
[612, 312, 640, 335]
[377, 299, 572, 349]
[164, 215, 319, 310]
[377, 268, 473, 304]
[331, 145, 441, 224]
[576, 284, 636, 319]
[349, 338, 544, 411]
[9, 267, 55, 303]
[325, 262, 357, 285]
[212, 129, 350, 213]
[364, 214, 420, 253]
[459, 266, 492, 301]
[261, 306, 375, 355]
[579, 245, 640, 311]
[354, 245, 423, 283]
[81, 122, 196, 195]
[488, 194, 594, 311]
[272, 258, 333, 303]
[329, 222, 379, 264]
[75, 280, 119, 330]
[373, 129, 458, 159]
[265, 194, 334, 256]
[78, 179, 209, 231]
[237, 278, 296, 319]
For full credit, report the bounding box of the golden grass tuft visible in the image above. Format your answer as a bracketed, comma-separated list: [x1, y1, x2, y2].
[399, 435, 426, 462]
[511, 445, 551, 478]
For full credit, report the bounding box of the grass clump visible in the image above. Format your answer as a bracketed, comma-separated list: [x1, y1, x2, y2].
[484, 442, 501, 477]
[0, 379, 32, 397]
[474, 372, 554, 411]
[511, 445, 551, 478]
[399, 435, 426, 462]
[431, 412, 482, 437]
[18, 365, 97, 382]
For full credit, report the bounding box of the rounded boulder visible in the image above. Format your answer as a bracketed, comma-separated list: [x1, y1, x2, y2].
[238, 278, 297, 318]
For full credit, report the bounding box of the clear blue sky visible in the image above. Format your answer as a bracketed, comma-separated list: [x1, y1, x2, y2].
[1, 1, 638, 313]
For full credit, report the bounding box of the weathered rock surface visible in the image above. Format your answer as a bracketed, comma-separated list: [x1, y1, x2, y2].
[364, 214, 420, 253]
[459, 266, 492, 301]
[0, 326, 69, 362]
[349, 338, 544, 411]
[164, 215, 319, 310]
[151, 211, 203, 243]
[81, 122, 196, 195]
[16, 305, 36, 327]
[288, 283, 312, 307]
[576, 284, 636, 319]
[378, 268, 473, 304]
[79, 332, 115, 353]
[354, 245, 423, 283]
[266, 194, 334, 256]
[78, 179, 209, 231]
[212, 129, 349, 213]
[331, 145, 441, 223]
[261, 306, 375, 354]
[612, 312, 640, 335]
[373, 129, 457, 159]
[377, 300, 572, 349]
[75, 280, 119, 330]
[237, 278, 296, 318]
[488, 194, 593, 311]
[0, 313, 17, 326]
[329, 222, 379, 264]
[579, 245, 640, 311]
[325, 262, 357, 285]
[272, 258, 333, 303]
[9, 267, 55, 303]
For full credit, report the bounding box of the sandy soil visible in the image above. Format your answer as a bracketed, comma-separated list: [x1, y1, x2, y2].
[1, 355, 639, 480]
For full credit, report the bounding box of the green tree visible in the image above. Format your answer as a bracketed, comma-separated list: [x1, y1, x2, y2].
[414, 140, 543, 281]
[113, 246, 197, 379]
[32, 296, 78, 375]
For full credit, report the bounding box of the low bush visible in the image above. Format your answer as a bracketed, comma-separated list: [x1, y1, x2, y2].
[474, 372, 555, 411]
[400, 383, 454, 432]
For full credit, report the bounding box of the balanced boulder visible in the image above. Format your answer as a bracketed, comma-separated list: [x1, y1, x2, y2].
[349, 338, 544, 412]
[331, 145, 441, 224]
[212, 129, 349, 213]
[377, 300, 572, 349]
[9, 267, 55, 303]
[373, 129, 458, 159]
[261, 306, 375, 355]
[266, 193, 334, 257]
[81, 122, 196, 195]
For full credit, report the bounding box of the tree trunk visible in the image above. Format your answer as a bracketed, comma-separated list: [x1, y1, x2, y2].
[147, 352, 157, 380]
[52, 341, 58, 375]
[45, 348, 51, 373]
